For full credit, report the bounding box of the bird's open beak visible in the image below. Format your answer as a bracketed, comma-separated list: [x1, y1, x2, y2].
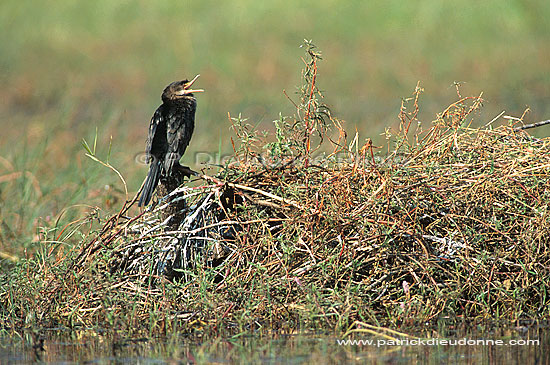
[176, 74, 204, 95]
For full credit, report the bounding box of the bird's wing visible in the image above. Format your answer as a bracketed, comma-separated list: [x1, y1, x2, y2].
[167, 109, 195, 154]
[180, 115, 195, 155]
[145, 108, 164, 162]
[165, 109, 184, 172]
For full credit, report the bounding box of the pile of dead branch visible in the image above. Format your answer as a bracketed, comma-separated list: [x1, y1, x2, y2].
[32, 42, 550, 332]
[76, 90, 550, 328]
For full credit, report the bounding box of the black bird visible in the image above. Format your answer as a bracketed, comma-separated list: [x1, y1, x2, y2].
[138, 75, 204, 207]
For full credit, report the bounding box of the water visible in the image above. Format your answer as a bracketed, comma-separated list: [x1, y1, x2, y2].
[1, 324, 548, 364]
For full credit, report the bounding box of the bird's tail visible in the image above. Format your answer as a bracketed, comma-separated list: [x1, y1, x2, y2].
[138, 160, 161, 207]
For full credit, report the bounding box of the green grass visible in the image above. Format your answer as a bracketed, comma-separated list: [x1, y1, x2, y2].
[2, 43, 548, 337]
[0, 0, 550, 250]
[1, 1, 550, 326]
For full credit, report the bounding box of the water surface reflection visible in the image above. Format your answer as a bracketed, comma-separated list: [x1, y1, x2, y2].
[1, 323, 547, 363]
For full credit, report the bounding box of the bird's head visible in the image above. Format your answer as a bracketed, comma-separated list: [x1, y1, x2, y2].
[162, 75, 204, 102]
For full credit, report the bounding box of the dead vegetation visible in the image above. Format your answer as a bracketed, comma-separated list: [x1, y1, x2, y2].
[4, 42, 550, 335]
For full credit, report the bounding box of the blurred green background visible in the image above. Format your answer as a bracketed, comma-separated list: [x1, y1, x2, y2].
[1, 0, 549, 251]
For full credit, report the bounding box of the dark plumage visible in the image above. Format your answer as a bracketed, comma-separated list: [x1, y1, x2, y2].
[138, 75, 204, 207]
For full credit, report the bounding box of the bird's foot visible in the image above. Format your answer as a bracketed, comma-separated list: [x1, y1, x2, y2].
[175, 164, 199, 178]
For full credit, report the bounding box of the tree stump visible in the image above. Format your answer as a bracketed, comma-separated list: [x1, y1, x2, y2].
[155, 166, 192, 230]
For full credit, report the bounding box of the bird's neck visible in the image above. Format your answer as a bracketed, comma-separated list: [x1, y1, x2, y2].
[163, 96, 196, 104]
